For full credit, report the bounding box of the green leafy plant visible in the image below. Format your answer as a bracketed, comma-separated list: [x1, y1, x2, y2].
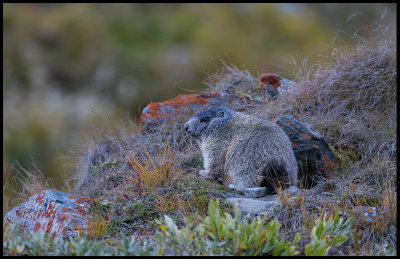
[305, 211, 354, 256]
[156, 199, 300, 256]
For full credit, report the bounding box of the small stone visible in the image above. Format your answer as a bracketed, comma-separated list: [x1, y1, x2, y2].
[227, 184, 244, 194]
[244, 187, 269, 198]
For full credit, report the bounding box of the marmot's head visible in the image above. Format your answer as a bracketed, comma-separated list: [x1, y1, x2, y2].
[184, 106, 236, 138]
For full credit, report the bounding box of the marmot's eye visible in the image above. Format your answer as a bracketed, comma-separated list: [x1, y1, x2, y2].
[200, 117, 210, 123]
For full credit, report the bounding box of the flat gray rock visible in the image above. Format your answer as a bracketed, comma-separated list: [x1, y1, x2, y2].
[226, 197, 277, 215]
[244, 187, 269, 198]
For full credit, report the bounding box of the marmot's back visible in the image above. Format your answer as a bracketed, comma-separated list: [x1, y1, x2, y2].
[225, 113, 298, 189]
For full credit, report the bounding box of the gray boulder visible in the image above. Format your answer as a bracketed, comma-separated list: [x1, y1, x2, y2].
[274, 115, 337, 188]
[4, 189, 93, 239]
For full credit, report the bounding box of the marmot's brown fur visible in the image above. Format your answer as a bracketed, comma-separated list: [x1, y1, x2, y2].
[184, 106, 298, 191]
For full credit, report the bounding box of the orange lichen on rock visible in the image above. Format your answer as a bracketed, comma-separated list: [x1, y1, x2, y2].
[58, 225, 64, 232]
[321, 154, 336, 175]
[46, 219, 54, 233]
[60, 214, 69, 222]
[140, 92, 259, 132]
[259, 74, 282, 90]
[5, 189, 94, 240]
[34, 222, 41, 233]
[301, 133, 312, 140]
[77, 208, 88, 215]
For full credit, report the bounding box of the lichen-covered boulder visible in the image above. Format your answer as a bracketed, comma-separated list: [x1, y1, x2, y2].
[258, 73, 295, 98]
[140, 92, 257, 132]
[274, 115, 337, 188]
[4, 189, 93, 239]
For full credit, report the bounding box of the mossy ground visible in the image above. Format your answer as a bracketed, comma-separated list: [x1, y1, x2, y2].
[87, 167, 234, 239]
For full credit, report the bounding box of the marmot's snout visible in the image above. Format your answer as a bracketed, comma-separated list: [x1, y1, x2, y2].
[184, 119, 203, 137]
[184, 121, 194, 136]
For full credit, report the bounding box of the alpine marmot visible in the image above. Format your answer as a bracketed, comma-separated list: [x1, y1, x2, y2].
[184, 106, 298, 191]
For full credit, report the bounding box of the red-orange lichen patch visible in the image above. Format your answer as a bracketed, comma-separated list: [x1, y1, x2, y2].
[366, 208, 374, 212]
[60, 214, 69, 222]
[272, 118, 278, 123]
[313, 145, 319, 149]
[292, 142, 296, 148]
[259, 74, 282, 90]
[35, 194, 44, 203]
[139, 92, 256, 132]
[46, 219, 54, 234]
[34, 222, 41, 233]
[321, 154, 336, 176]
[51, 232, 57, 239]
[58, 225, 64, 232]
[77, 208, 88, 215]
[67, 195, 74, 199]
[75, 199, 85, 205]
[301, 134, 312, 140]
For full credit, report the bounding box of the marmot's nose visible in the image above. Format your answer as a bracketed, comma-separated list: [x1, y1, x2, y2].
[184, 124, 189, 131]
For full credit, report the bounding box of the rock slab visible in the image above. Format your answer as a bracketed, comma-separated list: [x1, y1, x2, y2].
[5, 189, 93, 239]
[140, 92, 258, 132]
[244, 187, 270, 198]
[226, 197, 277, 215]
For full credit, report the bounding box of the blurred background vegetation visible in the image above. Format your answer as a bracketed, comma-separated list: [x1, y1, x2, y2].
[3, 3, 396, 197]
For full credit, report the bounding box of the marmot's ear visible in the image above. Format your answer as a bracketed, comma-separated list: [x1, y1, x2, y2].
[217, 110, 224, 118]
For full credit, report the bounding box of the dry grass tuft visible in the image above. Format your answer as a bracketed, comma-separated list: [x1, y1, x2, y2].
[3, 160, 54, 214]
[84, 214, 111, 240]
[115, 134, 174, 190]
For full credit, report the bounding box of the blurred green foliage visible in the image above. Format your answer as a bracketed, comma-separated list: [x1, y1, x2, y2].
[3, 3, 395, 195]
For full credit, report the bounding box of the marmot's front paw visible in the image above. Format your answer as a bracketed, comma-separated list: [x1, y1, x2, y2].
[199, 169, 215, 179]
[198, 169, 208, 177]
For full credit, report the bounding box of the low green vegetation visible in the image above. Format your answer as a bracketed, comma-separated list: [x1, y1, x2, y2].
[3, 200, 355, 256]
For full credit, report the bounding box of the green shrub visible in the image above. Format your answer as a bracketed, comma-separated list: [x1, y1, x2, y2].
[305, 211, 354, 256]
[3, 199, 355, 256]
[155, 199, 300, 255]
